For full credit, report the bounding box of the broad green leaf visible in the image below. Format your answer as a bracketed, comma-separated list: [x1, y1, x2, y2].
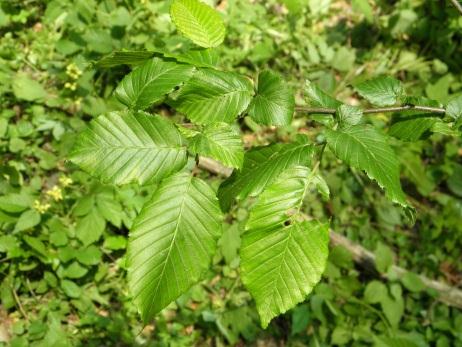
[325, 125, 408, 207]
[446, 94, 462, 120]
[389, 114, 437, 141]
[115, 58, 195, 110]
[75, 209, 106, 247]
[352, 0, 373, 22]
[170, 48, 219, 68]
[96, 51, 156, 67]
[241, 220, 329, 328]
[305, 80, 341, 108]
[246, 166, 312, 231]
[337, 105, 363, 127]
[354, 76, 404, 106]
[189, 123, 244, 168]
[127, 173, 223, 322]
[248, 71, 295, 126]
[70, 111, 187, 185]
[13, 72, 47, 102]
[170, 68, 253, 124]
[170, 0, 226, 48]
[14, 209, 41, 232]
[218, 137, 314, 211]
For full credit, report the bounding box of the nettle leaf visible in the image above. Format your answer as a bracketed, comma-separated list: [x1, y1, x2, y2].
[389, 114, 437, 141]
[325, 125, 408, 208]
[115, 58, 195, 110]
[169, 68, 253, 124]
[248, 71, 295, 126]
[189, 123, 244, 169]
[242, 220, 329, 328]
[127, 172, 223, 322]
[170, 0, 226, 48]
[305, 80, 341, 108]
[337, 105, 363, 127]
[354, 76, 404, 106]
[70, 111, 187, 185]
[218, 137, 314, 211]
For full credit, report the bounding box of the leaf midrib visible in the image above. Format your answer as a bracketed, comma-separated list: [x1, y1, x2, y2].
[145, 175, 192, 318]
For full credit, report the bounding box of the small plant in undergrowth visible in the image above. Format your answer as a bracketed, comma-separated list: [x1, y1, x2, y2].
[69, 0, 462, 328]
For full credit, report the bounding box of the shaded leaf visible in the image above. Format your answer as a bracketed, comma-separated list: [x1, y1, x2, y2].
[115, 58, 195, 110]
[218, 137, 314, 211]
[305, 80, 341, 109]
[96, 51, 156, 68]
[248, 71, 295, 126]
[189, 123, 244, 168]
[170, 68, 253, 124]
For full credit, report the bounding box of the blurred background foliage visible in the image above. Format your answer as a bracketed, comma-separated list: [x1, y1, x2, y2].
[0, 0, 461, 346]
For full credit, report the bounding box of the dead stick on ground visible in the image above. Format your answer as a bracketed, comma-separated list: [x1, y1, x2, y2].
[198, 156, 462, 310]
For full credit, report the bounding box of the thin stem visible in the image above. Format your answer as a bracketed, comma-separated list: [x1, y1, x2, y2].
[295, 105, 446, 116]
[450, 0, 462, 15]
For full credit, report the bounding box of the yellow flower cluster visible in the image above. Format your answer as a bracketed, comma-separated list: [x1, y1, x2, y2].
[59, 175, 73, 187]
[66, 63, 82, 80]
[64, 82, 77, 91]
[64, 63, 82, 91]
[33, 200, 51, 214]
[46, 186, 63, 201]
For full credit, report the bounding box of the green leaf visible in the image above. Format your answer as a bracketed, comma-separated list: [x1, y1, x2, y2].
[305, 80, 341, 108]
[170, 0, 226, 48]
[189, 123, 244, 168]
[70, 111, 187, 185]
[375, 243, 394, 273]
[13, 72, 47, 102]
[354, 76, 404, 106]
[61, 280, 82, 298]
[336, 105, 363, 127]
[248, 71, 295, 126]
[115, 58, 195, 110]
[169, 48, 219, 68]
[401, 272, 424, 293]
[75, 209, 106, 246]
[241, 220, 329, 328]
[96, 51, 156, 68]
[127, 172, 223, 322]
[0, 193, 33, 213]
[246, 166, 312, 231]
[170, 68, 253, 124]
[218, 137, 314, 211]
[389, 114, 437, 141]
[364, 280, 388, 304]
[14, 209, 41, 232]
[325, 125, 408, 207]
[446, 94, 462, 120]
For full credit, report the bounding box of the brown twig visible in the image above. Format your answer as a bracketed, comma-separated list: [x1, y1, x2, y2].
[450, 0, 462, 15]
[11, 286, 29, 321]
[295, 105, 446, 115]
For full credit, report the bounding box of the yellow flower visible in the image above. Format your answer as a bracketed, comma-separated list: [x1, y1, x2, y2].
[33, 200, 51, 214]
[59, 176, 73, 187]
[66, 63, 82, 80]
[64, 82, 77, 91]
[46, 186, 63, 201]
